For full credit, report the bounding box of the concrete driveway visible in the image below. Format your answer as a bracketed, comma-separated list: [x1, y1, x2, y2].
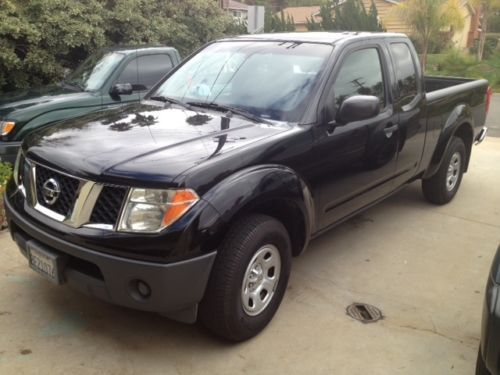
[0, 138, 499, 375]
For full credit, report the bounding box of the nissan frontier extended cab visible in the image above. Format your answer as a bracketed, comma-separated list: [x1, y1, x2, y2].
[5, 33, 491, 341]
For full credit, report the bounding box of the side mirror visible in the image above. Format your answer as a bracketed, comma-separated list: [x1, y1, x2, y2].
[336, 95, 381, 125]
[110, 83, 133, 97]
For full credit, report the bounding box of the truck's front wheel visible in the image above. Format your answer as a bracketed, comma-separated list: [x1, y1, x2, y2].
[422, 136, 466, 205]
[199, 214, 291, 341]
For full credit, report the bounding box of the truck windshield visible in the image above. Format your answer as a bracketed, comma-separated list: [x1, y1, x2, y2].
[65, 52, 125, 92]
[153, 41, 333, 122]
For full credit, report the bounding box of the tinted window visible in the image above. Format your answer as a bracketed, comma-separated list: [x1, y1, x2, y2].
[138, 54, 173, 89]
[390, 43, 418, 107]
[333, 48, 385, 109]
[116, 54, 174, 91]
[116, 58, 139, 88]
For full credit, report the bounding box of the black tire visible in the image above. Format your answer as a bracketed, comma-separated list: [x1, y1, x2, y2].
[476, 347, 491, 375]
[199, 214, 292, 341]
[422, 136, 466, 205]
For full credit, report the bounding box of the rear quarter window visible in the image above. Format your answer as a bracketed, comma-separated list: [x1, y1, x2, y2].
[390, 43, 419, 108]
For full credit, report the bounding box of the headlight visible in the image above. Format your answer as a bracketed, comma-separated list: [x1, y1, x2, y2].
[118, 188, 199, 233]
[0, 121, 16, 136]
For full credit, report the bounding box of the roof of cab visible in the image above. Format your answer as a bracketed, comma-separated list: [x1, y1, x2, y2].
[224, 32, 407, 45]
[105, 46, 177, 55]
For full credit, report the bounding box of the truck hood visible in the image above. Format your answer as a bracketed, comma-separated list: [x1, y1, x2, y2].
[0, 84, 92, 120]
[24, 102, 292, 187]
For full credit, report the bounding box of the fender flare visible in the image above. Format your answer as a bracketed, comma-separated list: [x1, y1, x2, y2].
[423, 104, 475, 179]
[202, 164, 315, 256]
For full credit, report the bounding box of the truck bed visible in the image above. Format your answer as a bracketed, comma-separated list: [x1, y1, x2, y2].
[424, 76, 476, 93]
[424, 76, 489, 130]
[425, 76, 489, 104]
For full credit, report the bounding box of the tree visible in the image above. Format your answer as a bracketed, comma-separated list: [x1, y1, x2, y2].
[105, 0, 233, 57]
[0, 0, 235, 93]
[307, 0, 384, 32]
[316, 2, 335, 30]
[265, 10, 295, 32]
[332, 0, 384, 31]
[0, 0, 106, 91]
[469, 0, 500, 61]
[395, 0, 465, 71]
[306, 15, 322, 31]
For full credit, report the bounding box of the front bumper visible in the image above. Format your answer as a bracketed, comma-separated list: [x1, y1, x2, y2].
[0, 141, 21, 165]
[480, 246, 500, 375]
[5, 193, 216, 323]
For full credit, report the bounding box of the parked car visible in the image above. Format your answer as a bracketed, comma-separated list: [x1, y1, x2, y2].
[5, 32, 492, 341]
[477, 245, 500, 375]
[0, 46, 181, 164]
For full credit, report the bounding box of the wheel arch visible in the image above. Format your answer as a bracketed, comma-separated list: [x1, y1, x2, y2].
[423, 104, 474, 179]
[202, 165, 315, 257]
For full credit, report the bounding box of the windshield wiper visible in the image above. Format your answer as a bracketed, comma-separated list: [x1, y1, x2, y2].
[149, 95, 193, 111]
[187, 101, 270, 124]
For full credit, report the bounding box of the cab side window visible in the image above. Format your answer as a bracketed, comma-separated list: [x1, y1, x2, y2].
[390, 43, 418, 108]
[138, 54, 173, 89]
[115, 58, 140, 91]
[115, 54, 174, 92]
[333, 48, 386, 110]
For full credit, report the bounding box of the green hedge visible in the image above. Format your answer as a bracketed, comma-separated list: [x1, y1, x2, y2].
[427, 50, 500, 91]
[0, 0, 237, 93]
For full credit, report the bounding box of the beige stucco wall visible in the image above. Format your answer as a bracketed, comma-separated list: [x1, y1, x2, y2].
[452, 5, 473, 49]
[361, 0, 473, 49]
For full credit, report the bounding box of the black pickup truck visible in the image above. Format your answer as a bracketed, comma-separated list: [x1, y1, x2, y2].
[5, 32, 491, 341]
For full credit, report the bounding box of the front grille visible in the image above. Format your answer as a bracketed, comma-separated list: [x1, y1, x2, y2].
[35, 164, 80, 217]
[29, 161, 128, 228]
[90, 186, 128, 225]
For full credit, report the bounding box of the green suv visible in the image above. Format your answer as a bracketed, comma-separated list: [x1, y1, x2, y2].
[0, 46, 181, 164]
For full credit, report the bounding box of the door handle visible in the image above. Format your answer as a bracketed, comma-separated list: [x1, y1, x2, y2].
[384, 124, 399, 138]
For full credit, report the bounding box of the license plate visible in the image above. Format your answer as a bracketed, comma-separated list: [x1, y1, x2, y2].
[27, 242, 65, 285]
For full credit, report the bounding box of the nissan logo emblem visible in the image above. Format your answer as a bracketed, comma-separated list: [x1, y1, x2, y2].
[42, 178, 61, 206]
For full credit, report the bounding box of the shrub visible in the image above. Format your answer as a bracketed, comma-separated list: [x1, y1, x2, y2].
[0, 0, 235, 93]
[427, 49, 500, 91]
[0, 162, 12, 187]
[0, 161, 12, 230]
[434, 49, 477, 76]
[410, 32, 453, 55]
[470, 35, 500, 60]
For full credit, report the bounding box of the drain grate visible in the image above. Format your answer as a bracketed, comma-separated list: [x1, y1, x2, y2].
[346, 303, 383, 323]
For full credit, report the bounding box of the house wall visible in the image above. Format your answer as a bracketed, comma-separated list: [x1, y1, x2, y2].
[226, 8, 248, 21]
[452, 5, 473, 49]
[361, 0, 477, 49]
